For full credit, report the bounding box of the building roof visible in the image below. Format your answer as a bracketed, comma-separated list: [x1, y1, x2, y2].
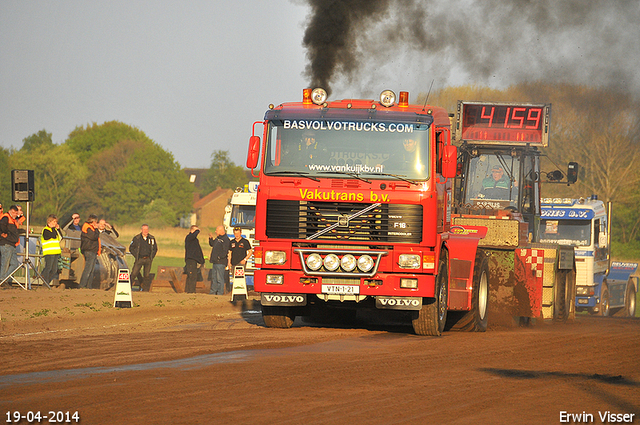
[193, 187, 231, 209]
[183, 168, 208, 188]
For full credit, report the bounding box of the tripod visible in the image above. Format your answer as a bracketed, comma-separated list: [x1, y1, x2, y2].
[0, 202, 49, 290]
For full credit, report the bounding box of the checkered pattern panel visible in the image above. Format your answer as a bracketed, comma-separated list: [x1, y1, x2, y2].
[519, 248, 545, 279]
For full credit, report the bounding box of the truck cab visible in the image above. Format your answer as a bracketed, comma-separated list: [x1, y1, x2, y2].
[540, 197, 637, 316]
[223, 182, 259, 287]
[455, 144, 541, 240]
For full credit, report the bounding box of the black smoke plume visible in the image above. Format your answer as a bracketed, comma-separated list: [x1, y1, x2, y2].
[302, 0, 640, 98]
[302, 0, 390, 96]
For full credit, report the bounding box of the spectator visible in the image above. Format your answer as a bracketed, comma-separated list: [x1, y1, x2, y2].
[79, 214, 100, 289]
[97, 218, 119, 238]
[0, 205, 22, 285]
[40, 214, 63, 286]
[65, 213, 82, 231]
[129, 224, 158, 291]
[229, 227, 253, 270]
[15, 205, 25, 227]
[0, 203, 3, 271]
[184, 225, 204, 294]
[208, 225, 230, 295]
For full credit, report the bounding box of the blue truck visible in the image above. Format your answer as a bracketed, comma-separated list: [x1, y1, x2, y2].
[540, 197, 637, 316]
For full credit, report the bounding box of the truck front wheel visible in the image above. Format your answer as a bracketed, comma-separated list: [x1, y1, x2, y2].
[262, 306, 295, 328]
[624, 281, 636, 317]
[598, 283, 610, 317]
[412, 251, 448, 336]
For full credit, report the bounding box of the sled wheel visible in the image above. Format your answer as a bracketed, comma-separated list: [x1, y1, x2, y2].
[454, 254, 489, 332]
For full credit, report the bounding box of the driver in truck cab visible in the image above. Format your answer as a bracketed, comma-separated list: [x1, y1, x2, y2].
[481, 165, 511, 200]
[284, 130, 328, 166]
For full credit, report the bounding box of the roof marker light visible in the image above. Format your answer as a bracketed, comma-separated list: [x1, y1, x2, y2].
[303, 88, 312, 104]
[311, 88, 328, 105]
[399, 91, 409, 107]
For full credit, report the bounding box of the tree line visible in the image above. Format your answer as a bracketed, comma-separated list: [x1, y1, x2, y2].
[0, 121, 249, 228]
[5, 83, 638, 258]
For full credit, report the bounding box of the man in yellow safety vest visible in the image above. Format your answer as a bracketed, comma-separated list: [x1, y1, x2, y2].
[41, 214, 63, 285]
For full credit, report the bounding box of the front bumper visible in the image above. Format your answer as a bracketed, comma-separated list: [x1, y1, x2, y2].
[254, 269, 435, 298]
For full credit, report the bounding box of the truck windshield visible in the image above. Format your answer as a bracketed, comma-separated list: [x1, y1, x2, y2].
[538, 219, 591, 246]
[263, 121, 431, 180]
[229, 205, 255, 229]
[464, 153, 520, 209]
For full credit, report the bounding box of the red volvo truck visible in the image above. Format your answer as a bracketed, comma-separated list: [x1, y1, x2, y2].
[246, 88, 490, 336]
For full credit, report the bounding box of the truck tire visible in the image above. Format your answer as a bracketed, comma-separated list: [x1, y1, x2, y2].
[452, 255, 489, 332]
[412, 250, 448, 336]
[598, 282, 610, 317]
[262, 306, 295, 328]
[623, 280, 636, 317]
[554, 269, 575, 322]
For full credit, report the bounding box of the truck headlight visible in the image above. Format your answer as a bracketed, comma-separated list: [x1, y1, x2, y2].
[380, 90, 396, 107]
[398, 254, 420, 269]
[266, 274, 284, 284]
[306, 253, 322, 271]
[264, 251, 286, 265]
[324, 254, 340, 271]
[576, 286, 595, 296]
[400, 278, 418, 289]
[357, 255, 374, 272]
[340, 254, 357, 272]
[311, 88, 328, 105]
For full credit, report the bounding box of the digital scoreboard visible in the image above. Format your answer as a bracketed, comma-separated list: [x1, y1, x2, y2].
[455, 101, 551, 146]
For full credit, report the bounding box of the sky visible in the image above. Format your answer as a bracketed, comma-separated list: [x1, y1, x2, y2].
[1, 1, 309, 168]
[2, 1, 640, 169]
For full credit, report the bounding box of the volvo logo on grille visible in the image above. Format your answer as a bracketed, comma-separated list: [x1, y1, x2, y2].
[337, 214, 349, 227]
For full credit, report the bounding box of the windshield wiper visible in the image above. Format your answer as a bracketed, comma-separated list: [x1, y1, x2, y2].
[318, 171, 371, 183]
[269, 171, 319, 182]
[374, 173, 419, 185]
[494, 153, 515, 182]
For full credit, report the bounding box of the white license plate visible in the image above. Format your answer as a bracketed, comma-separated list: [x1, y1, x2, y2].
[322, 284, 360, 295]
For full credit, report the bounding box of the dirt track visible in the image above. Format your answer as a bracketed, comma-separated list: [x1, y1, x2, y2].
[1, 288, 639, 424]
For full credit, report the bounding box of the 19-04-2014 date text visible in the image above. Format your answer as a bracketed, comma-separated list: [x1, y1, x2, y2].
[5, 411, 79, 423]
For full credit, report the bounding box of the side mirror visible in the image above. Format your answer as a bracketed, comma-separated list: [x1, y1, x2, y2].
[599, 232, 608, 248]
[567, 162, 578, 184]
[442, 145, 457, 178]
[246, 136, 261, 170]
[547, 170, 564, 181]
